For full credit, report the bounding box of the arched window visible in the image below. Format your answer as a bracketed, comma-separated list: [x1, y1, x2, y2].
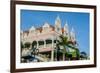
[38, 40, 44, 45]
[46, 39, 52, 44]
[32, 41, 37, 48]
[54, 40, 57, 43]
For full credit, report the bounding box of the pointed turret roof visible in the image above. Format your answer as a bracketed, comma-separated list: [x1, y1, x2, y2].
[43, 22, 50, 28]
[56, 15, 60, 21]
[29, 25, 35, 31]
[70, 27, 76, 41]
[64, 21, 69, 33]
[55, 15, 61, 27]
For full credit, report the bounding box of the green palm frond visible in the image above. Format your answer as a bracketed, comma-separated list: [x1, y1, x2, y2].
[57, 34, 78, 52]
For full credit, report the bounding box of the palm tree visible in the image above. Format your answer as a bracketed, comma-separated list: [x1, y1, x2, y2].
[56, 44, 62, 61]
[56, 34, 80, 61]
[56, 35, 75, 61]
[66, 44, 80, 60]
[74, 48, 80, 60]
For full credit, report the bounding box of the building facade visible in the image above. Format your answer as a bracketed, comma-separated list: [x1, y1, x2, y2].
[21, 16, 77, 61]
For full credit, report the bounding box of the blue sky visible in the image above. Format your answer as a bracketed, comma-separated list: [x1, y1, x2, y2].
[21, 10, 90, 56]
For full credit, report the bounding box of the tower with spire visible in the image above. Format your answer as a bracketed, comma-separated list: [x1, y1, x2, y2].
[55, 16, 62, 34]
[70, 27, 76, 43]
[64, 21, 70, 40]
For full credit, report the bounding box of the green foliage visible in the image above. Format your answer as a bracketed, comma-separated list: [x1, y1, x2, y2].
[56, 35, 74, 60]
[80, 51, 87, 59]
[76, 48, 80, 59]
[56, 35, 80, 60]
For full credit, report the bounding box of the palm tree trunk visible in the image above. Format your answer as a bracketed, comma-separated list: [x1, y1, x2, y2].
[63, 53, 65, 61]
[62, 47, 66, 61]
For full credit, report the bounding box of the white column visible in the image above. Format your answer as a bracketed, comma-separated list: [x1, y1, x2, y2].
[37, 41, 39, 49]
[51, 38, 54, 61]
[44, 40, 46, 48]
[52, 38, 54, 48]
